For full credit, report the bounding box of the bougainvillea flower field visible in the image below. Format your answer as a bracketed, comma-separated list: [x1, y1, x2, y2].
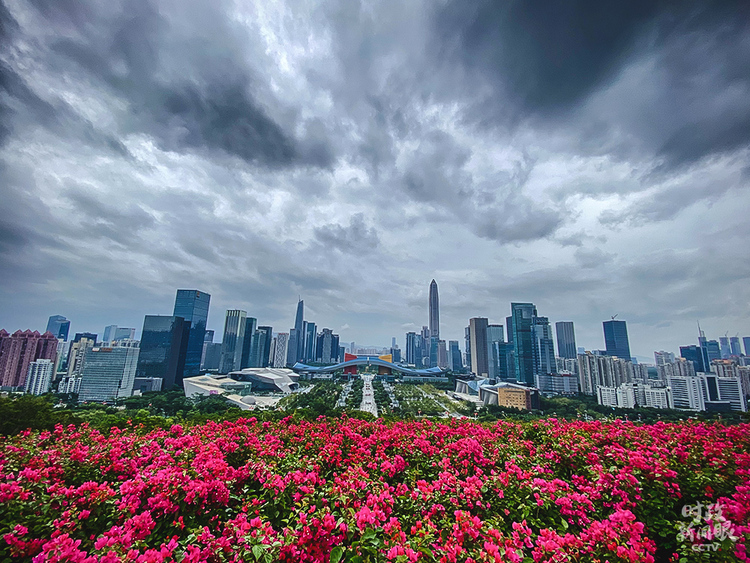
[1, 417, 748, 562]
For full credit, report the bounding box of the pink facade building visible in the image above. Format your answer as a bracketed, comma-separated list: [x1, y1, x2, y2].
[0, 330, 59, 388]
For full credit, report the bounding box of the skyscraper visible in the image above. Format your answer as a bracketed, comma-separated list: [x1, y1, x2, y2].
[173, 290, 210, 378]
[429, 279, 440, 339]
[486, 324, 504, 381]
[511, 303, 536, 386]
[0, 329, 59, 389]
[220, 310, 246, 374]
[406, 332, 420, 366]
[469, 317, 489, 378]
[531, 316, 555, 381]
[555, 322, 577, 360]
[719, 336, 731, 359]
[744, 337, 750, 356]
[240, 317, 258, 369]
[79, 341, 139, 402]
[46, 316, 70, 341]
[251, 326, 273, 367]
[603, 320, 631, 360]
[136, 316, 189, 389]
[421, 326, 431, 367]
[294, 299, 305, 363]
[304, 322, 317, 363]
[448, 340, 462, 372]
[729, 336, 741, 357]
[680, 345, 705, 373]
[273, 333, 289, 367]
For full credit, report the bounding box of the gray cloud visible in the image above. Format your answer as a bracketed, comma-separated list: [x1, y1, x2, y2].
[0, 0, 748, 357]
[314, 213, 380, 254]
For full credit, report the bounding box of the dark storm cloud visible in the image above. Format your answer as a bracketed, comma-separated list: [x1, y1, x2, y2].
[314, 214, 380, 254]
[436, 0, 658, 114]
[23, 0, 333, 168]
[435, 0, 750, 168]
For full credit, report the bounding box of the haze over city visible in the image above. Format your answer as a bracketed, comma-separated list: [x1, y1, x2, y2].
[1, 0, 748, 357]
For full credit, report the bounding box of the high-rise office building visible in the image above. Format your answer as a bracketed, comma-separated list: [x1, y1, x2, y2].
[448, 340, 462, 372]
[79, 341, 139, 402]
[136, 316, 189, 389]
[603, 320, 631, 360]
[25, 359, 54, 395]
[464, 326, 471, 371]
[0, 329, 59, 389]
[66, 336, 96, 379]
[317, 328, 336, 364]
[293, 299, 305, 363]
[511, 303, 536, 386]
[487, 324, 504, 381]
[532, 316, 555, 379]
[406, 332, 421, 366]
[103, 325, 117, 343]
[555, 322, 577, 360]
[74, 332, 98, 344]
[729, 336, 741, 356]
[744, 337, 750, 356]
[421, 326, 431, 367]
[273, 333, 289, 368]
[173, 290, 210, 378]
[719, 336, 731, 359]
[429, 336, 439, 368]
[220, 310, 246, 374]
[240, 317, 258, 369]
[680, 345, 706, 373]
[251, 326, 273, 367]
[304, 322, 317, 363]
[429, 279, 440, 339]
[46, 316, 70, 341]
[103, 326, 137, 343]
[437, 339, 448, 369]
[469, 317, 489, 378]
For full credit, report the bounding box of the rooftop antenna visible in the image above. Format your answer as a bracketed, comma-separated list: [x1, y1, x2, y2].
[698, 320, 705, 339]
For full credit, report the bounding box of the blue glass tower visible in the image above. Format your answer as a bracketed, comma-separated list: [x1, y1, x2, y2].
[136, 315, 189, 389]
[603, 320, 631, 360]
[173, 290, 210, 378]
[46, 315, 70, 341]
[511, 303, 536, 386]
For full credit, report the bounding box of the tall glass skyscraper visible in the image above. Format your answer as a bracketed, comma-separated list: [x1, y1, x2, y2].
[136, 315, 189, 389]
[555, 321, 577, 359]
[220, 310, 246, 373]
[173, 290, 210, 378]
[240, 317, 257, 369]
[603, 320, 631, 360]
[511, 303, 536, 386]
[429, 279, 440, 339]
[469, 317, 489, 377]
[46, 315, 70, 341]
[293, 299, 305, 363]
[486, 324, 504, 381]
[531, 316, 555, 378]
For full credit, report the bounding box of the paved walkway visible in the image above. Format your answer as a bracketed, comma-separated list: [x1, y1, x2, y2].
[360, 374, 379, 417]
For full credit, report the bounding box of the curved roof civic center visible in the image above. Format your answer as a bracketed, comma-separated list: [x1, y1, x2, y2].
[292, 356, 446, 376]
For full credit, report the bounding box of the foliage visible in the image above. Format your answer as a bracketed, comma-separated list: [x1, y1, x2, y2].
[0, 418, 748, 562]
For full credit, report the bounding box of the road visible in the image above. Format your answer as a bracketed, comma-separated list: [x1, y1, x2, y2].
[360, 374, 379, 418]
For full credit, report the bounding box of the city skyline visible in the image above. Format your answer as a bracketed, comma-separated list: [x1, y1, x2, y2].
[1, 1, 748, 360]
[10, 283, 749, 364]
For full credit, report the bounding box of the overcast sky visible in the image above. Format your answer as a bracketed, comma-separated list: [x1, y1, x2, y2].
[1, 0, 749, 359]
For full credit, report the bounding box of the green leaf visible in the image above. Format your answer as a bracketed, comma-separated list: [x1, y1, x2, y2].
[252, 545, 266, 560]
[330, 546, 344, 563]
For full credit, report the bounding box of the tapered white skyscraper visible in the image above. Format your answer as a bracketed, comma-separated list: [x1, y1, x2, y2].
[429, 279, 439, 339]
